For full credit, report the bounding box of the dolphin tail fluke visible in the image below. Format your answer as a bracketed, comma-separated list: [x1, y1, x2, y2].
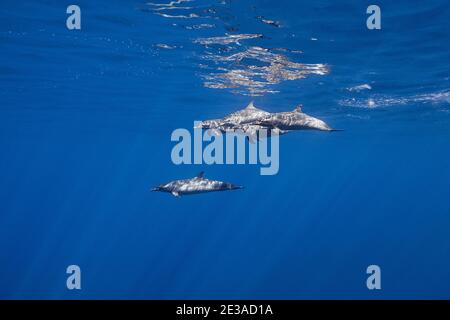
[246, 132, 258, 144]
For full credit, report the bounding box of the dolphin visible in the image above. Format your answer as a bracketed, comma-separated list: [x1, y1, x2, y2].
[256, 105, 340, 132]
[151, 172, 243, 197]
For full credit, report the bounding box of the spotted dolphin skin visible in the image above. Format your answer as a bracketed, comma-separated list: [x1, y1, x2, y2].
[256, 105, 339, 132]
[152, 172, 243, 197]
[197, 102, 271, 130]
[197, 102, 289, 141]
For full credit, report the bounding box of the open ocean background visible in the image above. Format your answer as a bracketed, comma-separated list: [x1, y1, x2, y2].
[1, 0, 449, 299]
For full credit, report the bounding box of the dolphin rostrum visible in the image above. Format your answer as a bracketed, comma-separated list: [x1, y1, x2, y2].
[256, 105, 339, 132]
[151, 172, 243, 197]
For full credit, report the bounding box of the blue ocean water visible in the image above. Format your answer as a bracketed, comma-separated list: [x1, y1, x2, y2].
[0, 0, 449, 299]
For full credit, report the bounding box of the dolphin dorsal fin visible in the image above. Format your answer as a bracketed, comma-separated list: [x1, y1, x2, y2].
[294, 104, 303, 113]
[195, 171, 205, 179]
[246, 101, 256, 110]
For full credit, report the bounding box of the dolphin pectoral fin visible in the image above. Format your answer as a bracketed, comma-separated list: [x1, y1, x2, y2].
[171, 191, 181, 197]
[246, 133, 258, 144]
[207, 128, 222, 136]
[271, 127, 282, 136]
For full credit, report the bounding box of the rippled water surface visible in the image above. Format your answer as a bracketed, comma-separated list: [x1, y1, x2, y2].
[1, 0, 450, 299]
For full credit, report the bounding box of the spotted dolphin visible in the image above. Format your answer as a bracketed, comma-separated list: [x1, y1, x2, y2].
[151, 172, 243, 197]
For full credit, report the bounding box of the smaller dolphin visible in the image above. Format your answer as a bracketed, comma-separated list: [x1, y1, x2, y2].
[256, 105, 340, 132]
[152, 172, 243, 197]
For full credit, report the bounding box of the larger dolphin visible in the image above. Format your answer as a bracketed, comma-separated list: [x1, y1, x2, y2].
[152, 172, 243, 197]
